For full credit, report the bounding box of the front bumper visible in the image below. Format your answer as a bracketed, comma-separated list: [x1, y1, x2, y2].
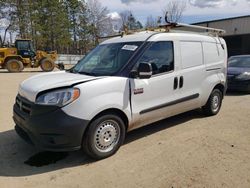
[13, 94, 89, 151]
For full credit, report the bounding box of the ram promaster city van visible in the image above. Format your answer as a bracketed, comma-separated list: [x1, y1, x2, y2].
[13, 25, 227, 159]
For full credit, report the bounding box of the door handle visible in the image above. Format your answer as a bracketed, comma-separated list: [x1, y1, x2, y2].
[179, 76, 184, 88]
[174, 77, 178, 90]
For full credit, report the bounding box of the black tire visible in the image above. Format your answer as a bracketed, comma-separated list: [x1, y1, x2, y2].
[82, 114, 126, 160]
[6, 59, 24, 72]
[57, 63, 65, 70]
[202, 89, 222, 116]
[40, 58, 55, 72]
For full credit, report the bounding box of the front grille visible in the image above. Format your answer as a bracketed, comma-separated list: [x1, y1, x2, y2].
[16, 96, 32, 115]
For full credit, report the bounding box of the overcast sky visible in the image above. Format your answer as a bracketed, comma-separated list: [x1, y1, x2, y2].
[102, 0, 250, 24]
[1, 0, 250, 42]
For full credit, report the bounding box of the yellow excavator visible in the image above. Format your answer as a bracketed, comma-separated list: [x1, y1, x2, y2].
[0, 39, 59, 72]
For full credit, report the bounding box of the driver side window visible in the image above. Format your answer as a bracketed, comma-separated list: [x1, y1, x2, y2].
[136, 41, 174, 75]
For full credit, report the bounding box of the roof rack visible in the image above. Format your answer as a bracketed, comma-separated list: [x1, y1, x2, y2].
[158, 22, 225, 35]
[98, 21, 226, 41]
[160, 12, 225, 35]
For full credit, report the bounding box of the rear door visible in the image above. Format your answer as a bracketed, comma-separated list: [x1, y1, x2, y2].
[177, 41, 206, 109]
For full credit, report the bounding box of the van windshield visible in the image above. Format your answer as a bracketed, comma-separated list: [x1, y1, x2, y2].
[71, 42, 142, 76]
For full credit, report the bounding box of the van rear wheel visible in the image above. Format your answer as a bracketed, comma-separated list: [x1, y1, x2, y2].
[202, 89, 222, 116]
[82, 114, 126, 159]
[6, 59, 24, 72]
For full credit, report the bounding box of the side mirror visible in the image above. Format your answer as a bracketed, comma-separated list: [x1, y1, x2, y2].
[129, 70, 138, 78]
[138, 63, 152, 79]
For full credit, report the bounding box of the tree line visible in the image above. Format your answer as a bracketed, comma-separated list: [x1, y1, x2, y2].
[0, 0, 185, 54]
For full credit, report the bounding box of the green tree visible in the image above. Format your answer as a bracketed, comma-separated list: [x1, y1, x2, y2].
[78, 2, 94, 54]
[0, 0, 112, 53]
[63, 0, 90, 53]
[33, 0, 71, 52]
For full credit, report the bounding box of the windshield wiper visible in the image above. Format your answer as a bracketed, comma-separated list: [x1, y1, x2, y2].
[67, 66, 79, 73]
[78, 71, 97, 76]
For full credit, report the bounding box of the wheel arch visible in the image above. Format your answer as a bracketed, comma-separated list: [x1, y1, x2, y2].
[202, 82, 225, 108]
[202, 83, 224, 116]
[82, 108, 129, 143]
[89, 108, 128, 131]
[213, 83, 225, 99]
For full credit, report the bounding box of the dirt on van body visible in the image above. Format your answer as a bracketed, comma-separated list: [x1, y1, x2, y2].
[0, 68, 250, 188]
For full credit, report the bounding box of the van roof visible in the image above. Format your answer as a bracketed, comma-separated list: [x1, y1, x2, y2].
[101, 31, 155, 44]
[100, 31, 223, 45]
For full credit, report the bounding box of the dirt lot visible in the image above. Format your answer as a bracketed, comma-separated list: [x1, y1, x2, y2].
[0, 68, 250, 188]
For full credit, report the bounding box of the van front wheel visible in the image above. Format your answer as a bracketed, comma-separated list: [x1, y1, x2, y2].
[202, 89, 222, 116]
[82, 114, 126, 159]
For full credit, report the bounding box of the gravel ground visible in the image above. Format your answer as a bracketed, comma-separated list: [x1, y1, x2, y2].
[0, 68, 250, 188]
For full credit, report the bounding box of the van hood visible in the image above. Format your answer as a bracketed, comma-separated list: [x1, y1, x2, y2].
[19, 71, 101, 102]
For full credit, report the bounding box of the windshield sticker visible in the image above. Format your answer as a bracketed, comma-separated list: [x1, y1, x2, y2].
[122, 45, 138, 51]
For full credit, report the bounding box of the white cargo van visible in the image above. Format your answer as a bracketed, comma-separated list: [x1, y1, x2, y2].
[13, 26, 227, 159]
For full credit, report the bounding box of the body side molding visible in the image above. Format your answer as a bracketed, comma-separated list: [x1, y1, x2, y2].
[140, 93, 200, 114]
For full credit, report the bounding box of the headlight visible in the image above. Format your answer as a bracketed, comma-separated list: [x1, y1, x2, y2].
[36, 88, 80, 106]
[236, 72, 250, 80]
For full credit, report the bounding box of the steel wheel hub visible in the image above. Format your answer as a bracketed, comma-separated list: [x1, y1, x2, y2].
[94, 120, 120, 152]
[212, 95, 220, 111]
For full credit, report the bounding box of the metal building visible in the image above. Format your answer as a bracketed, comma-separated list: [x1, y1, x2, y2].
[193, 15, 250, 57]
